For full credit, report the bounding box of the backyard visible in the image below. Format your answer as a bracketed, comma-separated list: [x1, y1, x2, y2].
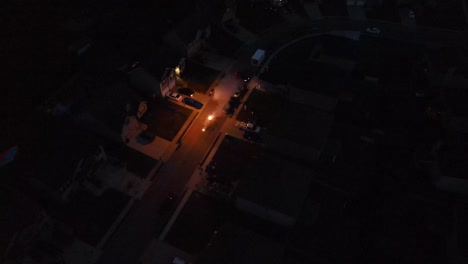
[140, 99, 192, 141]
[120, 146, 157, 178]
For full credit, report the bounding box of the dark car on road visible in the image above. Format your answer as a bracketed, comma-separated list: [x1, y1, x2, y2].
[178, 87, 195, 97]
[183, 97, 203, 109]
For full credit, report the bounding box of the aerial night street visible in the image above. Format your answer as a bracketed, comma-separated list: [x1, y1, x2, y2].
[3, 1, 468, 264]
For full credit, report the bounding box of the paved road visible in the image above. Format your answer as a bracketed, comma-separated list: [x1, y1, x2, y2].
[97, 15, 466, 264]
[320, 17, 466, 46]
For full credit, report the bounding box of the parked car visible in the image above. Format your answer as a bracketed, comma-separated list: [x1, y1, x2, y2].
[244, 131, 262, 142]
[366, 27, 380, 34]
[178, 87, 195, 97]
[183, 97, 203, 109]
[236, 121, 261, 133]
[233, 87, 247, 98]
[166, 92, 182, 101]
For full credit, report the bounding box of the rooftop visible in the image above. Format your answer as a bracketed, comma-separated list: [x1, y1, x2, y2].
[41, 72, 147, 147]
[17, 117, 101, 191]
[59, 188, 130, 246]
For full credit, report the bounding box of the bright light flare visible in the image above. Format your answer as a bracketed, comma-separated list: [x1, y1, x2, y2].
[207, 115, 214, 121]
[202, 128, 206, 132]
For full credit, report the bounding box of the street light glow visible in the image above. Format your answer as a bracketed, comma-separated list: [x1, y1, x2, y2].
[208, 115, 214, 121]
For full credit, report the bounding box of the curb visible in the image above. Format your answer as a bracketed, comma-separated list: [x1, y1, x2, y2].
[200, 133, 222, 166]
[97, 198, 135, 250]
[177, 111, 200, 143]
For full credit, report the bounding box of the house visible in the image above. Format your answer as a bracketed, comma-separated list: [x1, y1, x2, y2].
[163, 13, 211, 60]
[127, 67, 173, 99]
[14, 117, 143, 245]
[139, 0, 232, 98]
[162, 0, 230, 60]
[0, 184, 89, 264]
[143, 53, 180, 99]
[160, 68, 177, 97]
[47, 72, 143, 142]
